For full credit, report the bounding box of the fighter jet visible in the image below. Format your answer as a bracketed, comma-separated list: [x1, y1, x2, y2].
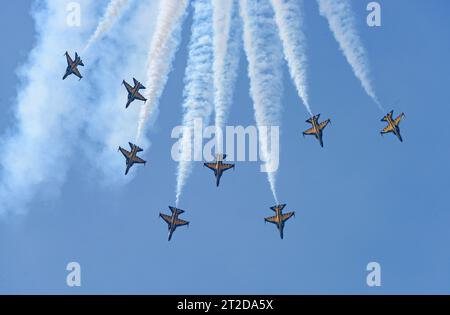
[63, 51, 84, 80]
[302, 114, 331, 147]
[160, 206, 190, 241]
[118, 142, 146, 175]
[264, 204, 295, 239]
[204, 154, 235, 187]
[122, 78, 147, 108]
[380, 110, 405, 142]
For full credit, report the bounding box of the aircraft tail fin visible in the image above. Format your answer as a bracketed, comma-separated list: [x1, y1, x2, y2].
[306, 114, 320, 124]
[74, 52, 84, 66]
[169, 206, 185, 215]
[215, 153, 227, 161]
[270, 204, 286, 212]
[129, 142, 143, 152]
[133, 78, 146, 90]
[381, 110, 394, 121]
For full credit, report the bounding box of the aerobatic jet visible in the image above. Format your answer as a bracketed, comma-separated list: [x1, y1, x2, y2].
[122, 78, 147, 108]
[63, 51, 84, 80]
[380, 110, 405, 142]
[302, 114, 331, 147]
[204, 154, 235, 187]
[264, 204, 295, 239]
[118, 142, 146, 175]
[160, 206, 190, 241]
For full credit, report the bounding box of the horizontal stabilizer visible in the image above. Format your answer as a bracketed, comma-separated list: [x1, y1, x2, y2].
[133, 78, 146, 90]
[169, 206, 185, 215]
[215, 153, 227, 161]
[270, 204, 286, 212]
[381, 110, 394, 121]
[306, 114, 320, 123]
[129, 142, 143, 152]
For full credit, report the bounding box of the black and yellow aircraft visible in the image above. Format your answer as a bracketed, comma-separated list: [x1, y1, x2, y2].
[63, 51, 84, 80]
[204, 154, 235, 187]
[264, 204, 295, 239]
[122, 78, 147, 108]
[380, 110, 405, 142]
[302, 114, 331, 147]
[118, 142, 146, 175]
[160, 206, 190, 241]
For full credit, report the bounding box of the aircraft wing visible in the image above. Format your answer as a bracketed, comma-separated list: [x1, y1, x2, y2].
[381, 124, 394, 134]
[319, 119, 330, 130]
[204, 163, 217, 172]
[265, 215, 280, 225]
[132, 156, 146, 164]
[72, 67, 82, 79]
[174, 218, 189, 227]
[123, 81, 134, 94]
[134, 91, 147, 102]
[119, 147, 131, 159]
[281, 212, 295, 223]
[394, 113, 405, 126]
[160, 214, 172, 226]
[65, 52, 73, 65]
[303, 127, 316, 135]
[220, 163, 234, 172]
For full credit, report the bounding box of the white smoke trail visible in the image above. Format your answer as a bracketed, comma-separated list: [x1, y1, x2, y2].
[240, 0, 284, 204]
[83, 0, 130, 52]
[0, 0, 99, 215]
[0, 1, 161, 215]
[270, 0, 313, 116]
[82, 1, 159, 184]
[212, 0, 241, 152]
[175, 0, 214, 206]
[136, 0, 189, 142]
[317, 0, 383, 110]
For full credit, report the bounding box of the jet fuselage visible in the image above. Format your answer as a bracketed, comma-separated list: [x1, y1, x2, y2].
[63, 55, 83, 80]
[215, 160, 223, 186]
[128, 87, 139, 100]
[310, 117, 324, 146]
[126, 147, 139, 168]
[273, 209, 285, 239]
[168, 213, 179, 241]
[386, 115, 402, 142]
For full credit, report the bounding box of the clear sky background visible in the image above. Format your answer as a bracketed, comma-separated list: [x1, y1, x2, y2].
[0, 0, 449, 294]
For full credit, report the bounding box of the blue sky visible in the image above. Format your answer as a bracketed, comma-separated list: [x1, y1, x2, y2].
[0, 0, 449, 294]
